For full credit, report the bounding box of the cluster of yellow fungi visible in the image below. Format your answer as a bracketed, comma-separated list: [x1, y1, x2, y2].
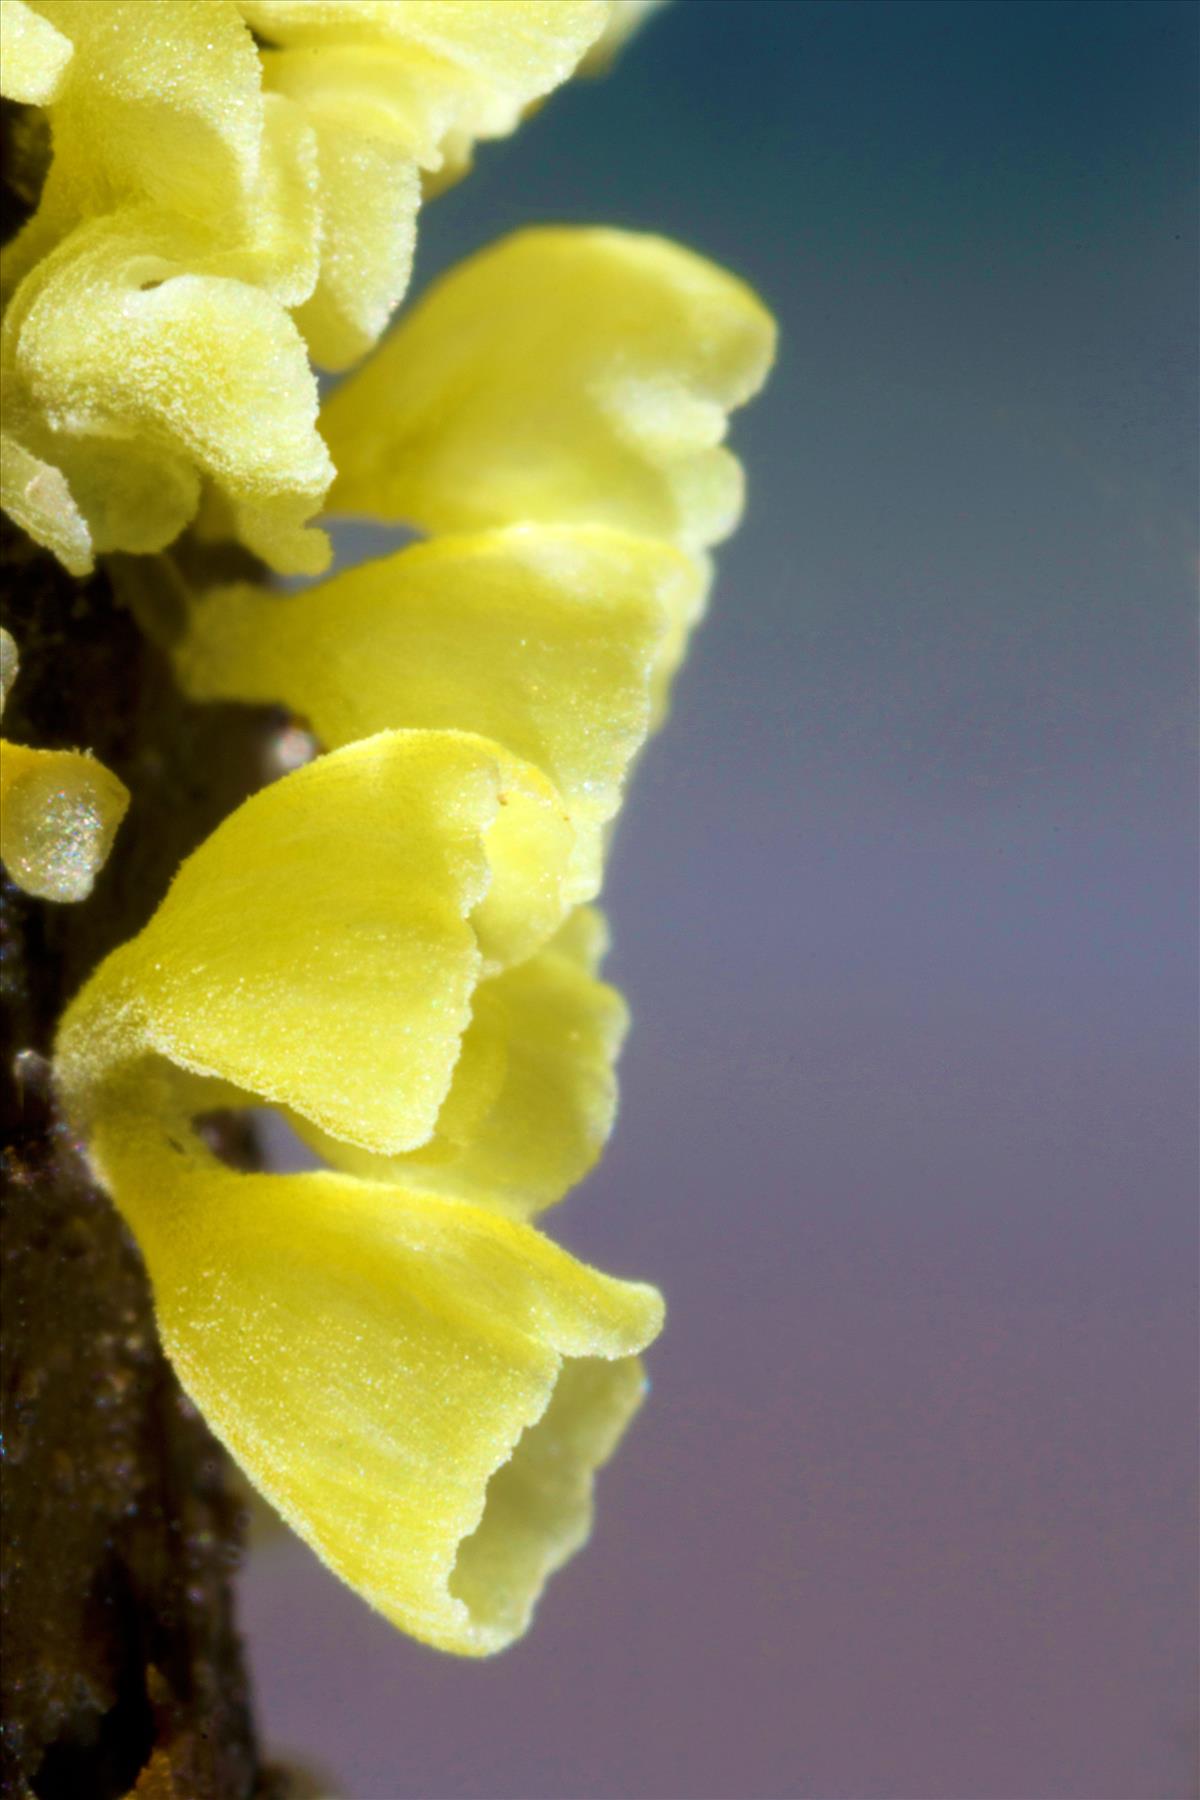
[1, 0, 773, 1655]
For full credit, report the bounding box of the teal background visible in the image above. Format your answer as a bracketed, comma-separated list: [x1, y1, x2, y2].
[242, 5, 1199, 1795]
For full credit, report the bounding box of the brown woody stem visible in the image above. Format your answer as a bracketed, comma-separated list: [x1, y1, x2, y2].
[0, 525, 296, 1798]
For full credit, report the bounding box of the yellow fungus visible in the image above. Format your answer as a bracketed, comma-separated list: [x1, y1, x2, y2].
[296, 906, 627, 1218]
[323, 226, 776, 552]
[274, 81, 421, 371]
[81, 1060, 660, 1657]
[239, 0, 606, 95]
[175, 523, 706, 887]
[0, 0, 73, 106]
[54, 737, 660, 1654]
[0, 736, 130, 903]
[7, 1, 266, 279]
[3, 210, 333, 573]
[11, 0, 777, 1663]
[1, 1, 269, 326]
[0, 2, 613, 566]
[0, 627, 131, 903]
[254, 1, 610, 366]
[57, 730, 583, 1158]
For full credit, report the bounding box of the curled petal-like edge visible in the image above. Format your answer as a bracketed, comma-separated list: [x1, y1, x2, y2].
[322, 226, 776, 552]
[257, 0, 605, 162]
[240, 0, 606, 123]
[3, 79, 320, 315]
[297, 907, 628, 1218]
[0, 737, 129, 902]
[55, 730, 580, 1160]
[289, 109, 419, 371]
[30, 0, 265, 240]
[175, 524, 706, 890]
[0, 0, 73, 104]
[200, 91, 322, 309]
[85, 1066, 663, 1656]
[261, 0, 608, 366]
[3, 210, 332, 574]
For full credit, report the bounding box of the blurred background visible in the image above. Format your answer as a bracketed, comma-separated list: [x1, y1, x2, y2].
[241, 4, 1199, 1796]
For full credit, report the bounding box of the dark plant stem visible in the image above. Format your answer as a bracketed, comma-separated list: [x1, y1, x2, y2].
[1, 526, 295, 1798]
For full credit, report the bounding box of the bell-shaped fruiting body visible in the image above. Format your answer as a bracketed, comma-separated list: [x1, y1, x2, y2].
[82, 1067, 660, 1657]
[322, 227, 777, 552]
[57, 730, 586, 1159]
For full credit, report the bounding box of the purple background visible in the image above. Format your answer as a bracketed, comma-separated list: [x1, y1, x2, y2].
[240, 4, 1199, 1795]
